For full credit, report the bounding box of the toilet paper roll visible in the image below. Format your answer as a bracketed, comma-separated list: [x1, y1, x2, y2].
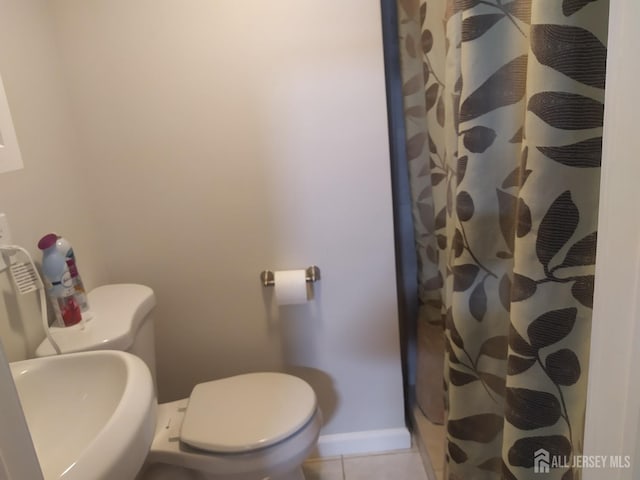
[274, 270, 308, 305]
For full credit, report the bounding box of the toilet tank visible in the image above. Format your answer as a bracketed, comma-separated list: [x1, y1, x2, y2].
[35, 284, 158, 383]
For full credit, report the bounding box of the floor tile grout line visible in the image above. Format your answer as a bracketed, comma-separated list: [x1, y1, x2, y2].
[303, 450, 431, 480]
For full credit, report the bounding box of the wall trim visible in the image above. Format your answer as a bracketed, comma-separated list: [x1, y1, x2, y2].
[583, 1, 640, 479]
[313, 427, 411, 458]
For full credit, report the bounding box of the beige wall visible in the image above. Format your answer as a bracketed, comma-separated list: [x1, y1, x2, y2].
[0, 0, 109, 361]
[0, 0, 407, 445]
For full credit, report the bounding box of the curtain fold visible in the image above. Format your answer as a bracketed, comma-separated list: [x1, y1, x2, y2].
[397, 1, 608, 478]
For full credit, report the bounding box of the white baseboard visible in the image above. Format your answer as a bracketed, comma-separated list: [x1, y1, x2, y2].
[312, 427, 411, 458]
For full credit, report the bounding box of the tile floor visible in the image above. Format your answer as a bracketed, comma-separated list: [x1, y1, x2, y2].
[301, 399, 448, 480]
[411, 403, 446, 480]
[302, 447, 430, 480]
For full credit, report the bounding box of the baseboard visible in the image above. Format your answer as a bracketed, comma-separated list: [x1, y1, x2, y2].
[311, 427, 411, 458]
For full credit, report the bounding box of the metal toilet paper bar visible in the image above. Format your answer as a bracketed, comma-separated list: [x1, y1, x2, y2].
[260, 266, 321, 287]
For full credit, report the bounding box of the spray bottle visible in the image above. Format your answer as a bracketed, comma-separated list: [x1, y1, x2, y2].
[37, 233, 81, 327]
[54, 235, 90, 317]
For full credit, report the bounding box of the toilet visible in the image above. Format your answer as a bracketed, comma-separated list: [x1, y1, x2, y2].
[35, 284, 322, 480]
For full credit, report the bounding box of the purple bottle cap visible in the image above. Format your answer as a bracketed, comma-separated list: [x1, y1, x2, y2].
[37, 233, 58, 250]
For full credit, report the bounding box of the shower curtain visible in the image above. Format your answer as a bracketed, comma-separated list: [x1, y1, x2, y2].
[397, 1, 608, 479]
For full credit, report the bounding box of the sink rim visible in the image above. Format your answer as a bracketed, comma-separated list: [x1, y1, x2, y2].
[10, 350, 156, 480]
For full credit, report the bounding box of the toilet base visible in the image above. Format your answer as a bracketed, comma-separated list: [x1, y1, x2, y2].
[137, 462, 305, 480]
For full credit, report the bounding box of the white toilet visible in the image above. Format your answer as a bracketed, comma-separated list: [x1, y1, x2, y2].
[36, 284, 322, 480]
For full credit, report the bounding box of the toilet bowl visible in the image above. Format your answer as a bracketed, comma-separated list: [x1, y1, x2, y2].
[36, 284, 321, 480]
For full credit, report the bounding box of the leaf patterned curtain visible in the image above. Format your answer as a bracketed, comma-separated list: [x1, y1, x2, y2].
[397, 1, 608, 479]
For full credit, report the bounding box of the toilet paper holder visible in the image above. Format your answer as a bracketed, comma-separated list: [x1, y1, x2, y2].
[260, 266, 321, 287]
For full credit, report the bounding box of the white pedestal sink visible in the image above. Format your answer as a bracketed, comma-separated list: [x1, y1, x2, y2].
[10, 350, 156, 480]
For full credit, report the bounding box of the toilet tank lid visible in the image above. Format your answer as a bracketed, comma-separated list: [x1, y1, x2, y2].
[35, 284, 156, 357]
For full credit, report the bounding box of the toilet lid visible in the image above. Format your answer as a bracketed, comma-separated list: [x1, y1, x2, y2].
[180, 372, 317, 453]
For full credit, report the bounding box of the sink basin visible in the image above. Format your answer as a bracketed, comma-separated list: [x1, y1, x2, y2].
[10, 350, 156, 480]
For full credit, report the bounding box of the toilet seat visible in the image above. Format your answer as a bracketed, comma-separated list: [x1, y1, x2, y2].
[180, 372, 317, 453]
[146, 398, 322, 479]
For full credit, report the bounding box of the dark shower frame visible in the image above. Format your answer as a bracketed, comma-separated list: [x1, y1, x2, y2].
[380, 0, 419, 419]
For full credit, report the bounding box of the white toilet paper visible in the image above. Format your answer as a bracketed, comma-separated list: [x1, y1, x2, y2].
[274, 270, 308, 305]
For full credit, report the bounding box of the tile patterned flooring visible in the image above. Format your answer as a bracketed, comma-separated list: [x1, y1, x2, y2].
[302, 402, 447, 480]
[302, 446, 430, 480]
[412, 404, 445, 480]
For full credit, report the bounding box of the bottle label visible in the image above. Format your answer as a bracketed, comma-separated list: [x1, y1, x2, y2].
[65, 258, 89, 311]
[55, 296, 82, 326]
[46, 271, 82, 326]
